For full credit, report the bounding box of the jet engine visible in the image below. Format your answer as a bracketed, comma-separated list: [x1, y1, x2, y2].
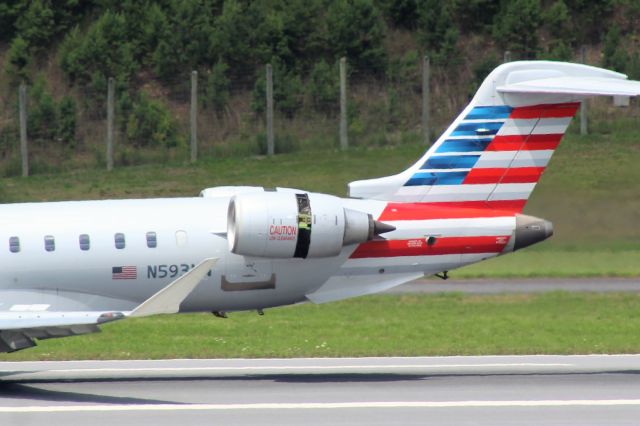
[227, 191, 394, 259]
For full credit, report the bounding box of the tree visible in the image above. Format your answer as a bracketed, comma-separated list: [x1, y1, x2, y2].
[18, 76, 77, 146]
[174, 0, 217, 68]
[138, 3, 171, 65]
[326, 0, 387, 75]
[52, 0, 92, 36]
[563, 0, 613, 44]
[5, 36, 30, 83]
[544, 40, 573, 61]
[29, 77, 57, 142]
[59, 11, 138, 90]
[148, 2, 196, 80]
[452, 0, 500, 33]
[543, 0, 573, 60]
[125, 94, 180, 148]
[386, 50, 418, 84]
[0, 1, 26, 41]
[206, 61, 231, 117]
[417, 0, 460, 68]
[273, 0, 325, 72]
[251, 59, 303, 117]
[603, 25, 628, 73]
[152, 31, 185, 80]
[208, 0, 324, 78]
[15, 0, 55, 53]
[377, 0, 418, 29]
[209, 0, 256, 73]
[545, 0, 572, 41]
[56, 96, 77, 146]
[492, 0, 542, 59]
[308, 60, 338, 114]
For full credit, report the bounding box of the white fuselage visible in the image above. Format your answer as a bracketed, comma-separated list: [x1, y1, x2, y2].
[0, 194, 517, 314]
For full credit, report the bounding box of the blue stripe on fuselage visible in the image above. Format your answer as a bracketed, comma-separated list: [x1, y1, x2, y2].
[451, 122, 503, 136]
[464, 106, 512, 120]
[405, 171, 468, 186]
[435, 138, 493, 153]
[421, 155, 480, 169]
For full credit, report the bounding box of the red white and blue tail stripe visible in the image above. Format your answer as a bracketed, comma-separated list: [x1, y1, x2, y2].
[405, 102, 577, 210]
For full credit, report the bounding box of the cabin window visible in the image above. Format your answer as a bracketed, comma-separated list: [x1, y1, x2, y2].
[146, 231, 157, 248]
[9, 236, 20, 253]
[79, 234, 90, 251]
[44, 235, 55, 252]
[114, 233, 126, 249]
[175, 230, 188, 247]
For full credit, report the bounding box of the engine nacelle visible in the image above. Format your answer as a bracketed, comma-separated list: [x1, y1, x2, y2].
[227, 191, 377, 258]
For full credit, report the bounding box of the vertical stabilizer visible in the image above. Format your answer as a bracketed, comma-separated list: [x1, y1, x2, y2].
[349, 61, 640, 211]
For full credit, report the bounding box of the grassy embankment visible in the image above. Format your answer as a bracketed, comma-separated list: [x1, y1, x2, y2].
[4, 292, 640, 360]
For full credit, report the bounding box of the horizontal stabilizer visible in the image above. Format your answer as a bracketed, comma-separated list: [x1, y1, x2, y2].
[498, 76, 640, 96]
[129, 257, 217, 318]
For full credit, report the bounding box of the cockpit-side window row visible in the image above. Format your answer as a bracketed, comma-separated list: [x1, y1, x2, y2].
[7, 231, 184, 253]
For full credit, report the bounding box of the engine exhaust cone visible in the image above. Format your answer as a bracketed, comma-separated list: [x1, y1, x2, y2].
[373, 220, 396, 235]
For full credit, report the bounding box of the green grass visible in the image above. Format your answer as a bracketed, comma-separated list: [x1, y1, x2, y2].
[4, 292, 640, 360]
[456, 250, 640, 278]
[0, 144, 424, 202]
[526, 130, 640, 249]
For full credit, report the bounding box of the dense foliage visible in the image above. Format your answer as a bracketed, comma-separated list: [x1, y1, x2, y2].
[2, 0, 640, 159]
[2, 0, 627, 88]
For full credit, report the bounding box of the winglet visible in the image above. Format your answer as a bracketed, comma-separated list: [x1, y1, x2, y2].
[129, 258, 218, 318]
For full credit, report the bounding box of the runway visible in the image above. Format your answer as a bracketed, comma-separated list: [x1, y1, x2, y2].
[390, 277, 640, 294]
[2, 355, 640, 425]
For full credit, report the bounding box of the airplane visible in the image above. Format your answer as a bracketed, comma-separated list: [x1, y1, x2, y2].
[1, 60, 640, 353]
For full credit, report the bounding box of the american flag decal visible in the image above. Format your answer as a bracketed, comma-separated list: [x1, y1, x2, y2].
[112, 266, 137, 280]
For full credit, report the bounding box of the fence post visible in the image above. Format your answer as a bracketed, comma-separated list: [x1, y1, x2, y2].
[266, 64, 274, 156]
[106, 77, 114, 171]
[421, 55, 430, 145]
[190, 70, 198, 162]
[339, 57, 348, 150]
[580, 45, 588, 135]
[503, 50, 512, 63]
[18, 83, 28, 177]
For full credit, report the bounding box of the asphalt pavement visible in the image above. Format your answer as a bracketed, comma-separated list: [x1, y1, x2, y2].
[2, 355, 640, 425]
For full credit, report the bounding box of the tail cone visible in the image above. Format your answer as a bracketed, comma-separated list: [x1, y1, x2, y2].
[513, 214, 553, 251]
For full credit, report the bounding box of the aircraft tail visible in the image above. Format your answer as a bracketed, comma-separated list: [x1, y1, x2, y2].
[349, 61, 640, 212]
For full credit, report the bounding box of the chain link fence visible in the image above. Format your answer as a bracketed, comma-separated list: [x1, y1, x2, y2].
[1, 50, 638, 177]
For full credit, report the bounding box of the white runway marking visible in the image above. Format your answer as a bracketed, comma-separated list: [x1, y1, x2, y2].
[39, 362, 569, 374]
[3, 400, 640, 413]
